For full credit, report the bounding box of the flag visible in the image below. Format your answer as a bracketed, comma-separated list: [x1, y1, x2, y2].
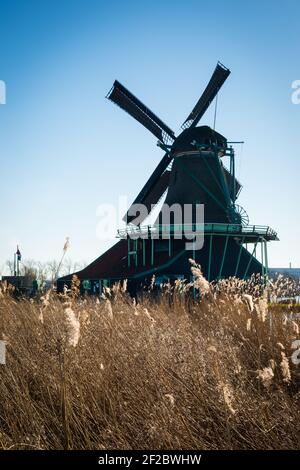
[16, 246, 21, 261]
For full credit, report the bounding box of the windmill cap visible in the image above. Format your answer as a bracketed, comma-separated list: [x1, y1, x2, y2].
[172, 126, 227, 154]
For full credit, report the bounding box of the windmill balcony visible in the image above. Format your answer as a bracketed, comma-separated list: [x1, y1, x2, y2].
[117, 223, 279, 243]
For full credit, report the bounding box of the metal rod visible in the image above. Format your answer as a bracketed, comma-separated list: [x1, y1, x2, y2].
[244, 240, 259, 279]
[212, 147, 232, 203]
[261, 239, 264, 279]
[127, 238, 130, 268]
[264, 239, 269, 280]
[151, 238, 154, 266]
[218, 235, 229, 279]
[135, 239, 138, 267]
[208, 235, 213, 281]
[231, 147, 236, 201]
[234, 237, 245, 277]
[200, 149, 225, 194]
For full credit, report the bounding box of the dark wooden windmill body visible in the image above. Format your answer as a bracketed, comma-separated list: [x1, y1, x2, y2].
[58, 63, 278, 294]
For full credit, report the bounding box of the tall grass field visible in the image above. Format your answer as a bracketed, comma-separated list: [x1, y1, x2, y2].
[0, 265, 299, 450]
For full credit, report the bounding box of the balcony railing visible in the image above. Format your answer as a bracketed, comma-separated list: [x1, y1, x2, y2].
[117, 223, 278, 240]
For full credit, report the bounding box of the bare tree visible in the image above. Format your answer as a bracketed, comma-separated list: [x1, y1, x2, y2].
[20, 259, 37, 276]
[36, 261, 48, 283]
[4, 257, 86, 284]
[62, 257, 75, 276]
[74, 260, 87, 271]
[6, 260, 15, 275]
[46, 260, 59, 284]
[60, 258, 87, 276]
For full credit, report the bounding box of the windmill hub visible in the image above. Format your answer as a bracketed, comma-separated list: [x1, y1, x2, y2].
[58, 63, 279, 295]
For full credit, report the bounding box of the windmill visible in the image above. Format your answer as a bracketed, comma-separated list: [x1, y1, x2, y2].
[58, 62, 278, 294]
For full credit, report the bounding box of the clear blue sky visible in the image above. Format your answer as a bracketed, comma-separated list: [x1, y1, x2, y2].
[0, 0, 299, 272]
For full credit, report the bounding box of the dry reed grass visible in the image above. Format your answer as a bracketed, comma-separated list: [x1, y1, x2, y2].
[0, 268, 300, 450]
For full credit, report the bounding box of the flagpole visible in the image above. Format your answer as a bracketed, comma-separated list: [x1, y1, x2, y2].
[14, 252, 16, 276]
[16, 245, 21, 277]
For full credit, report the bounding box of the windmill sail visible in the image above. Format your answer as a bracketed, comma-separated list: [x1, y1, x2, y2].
[126, 170, 171, 224]
[181, 62, 230, 130]
[124, 152, 173, 223]
[107, 80, 175, 143]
